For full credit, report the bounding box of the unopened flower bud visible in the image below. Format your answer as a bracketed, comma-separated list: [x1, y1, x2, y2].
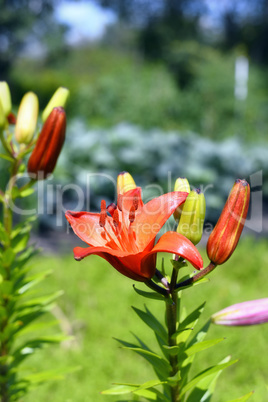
[0, 81, 12, 116]
[117, 171, 136, 195]
[176, 188, 206, 245]
[0, 99, 5, 130]
[42, 87, 70, 122]
[15, 92, 39, 144]
[173, 177, 190, 221]
[28, 107, 66, 179]
[207, 179, 250, 265]
[212, 298, 268, 326]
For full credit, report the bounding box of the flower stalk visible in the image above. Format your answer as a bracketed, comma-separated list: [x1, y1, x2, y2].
[0, 85, 69, 401]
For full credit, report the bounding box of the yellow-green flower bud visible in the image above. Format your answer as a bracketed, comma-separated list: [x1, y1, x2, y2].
[177, 188, 206, 245]
[0, 99, 6, 130]
[42, 87, 70, 122]
[0, 81, 12, 116]
[15, 92, 39, 144]
[173, 177, 190, 221]
[174, 177, 190, 193]
[117, 171, 136, 195]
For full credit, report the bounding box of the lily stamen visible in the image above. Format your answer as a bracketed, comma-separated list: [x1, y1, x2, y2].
[99, 200, 107, 227]
[107, 203, 117, 217]
[129, 205, 135, 223]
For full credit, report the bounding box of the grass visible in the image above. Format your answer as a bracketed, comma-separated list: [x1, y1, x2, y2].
[23, 236, 268, 402]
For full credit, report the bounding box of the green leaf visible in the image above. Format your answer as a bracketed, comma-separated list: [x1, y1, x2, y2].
[167, 372, 181, 386]
[22, 366, 80, 385]
[11, 233, 30, 254]
[180, 302, 206, 329]
[10, 334, 73, 369]
[102, 384, 138, 395]
[132, 306, 167, 344]
[134, 387, 166, 401]
[186, 356, 231, 402]
[226, 391, 254, 402]
[17, 320, 59, 336]
[17, 290, 63, 310]
[188, 320, 211, 347]
[0, 222, 9, 245]
[13, 305, 53, 335]
[0, 152, 14, 162]
[102, 381, 167, 401]
[180, 359, 238, 397]
[180, 321, 211, 388]
[176, 302, 206, 344]
[133, 285, 167, 302]
[11, 216, 36, 239]
[182, 338, 225, 358]
[18, 188, 35, 198]
[16, 269, 53, 294]
[134, 379, 165, 391]
[2, 248, 15, 267]
[163, 345, 181, 356]
[121, 346, 170, 380]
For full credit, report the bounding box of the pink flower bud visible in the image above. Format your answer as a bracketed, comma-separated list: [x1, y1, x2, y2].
[212, 299, 268, 326]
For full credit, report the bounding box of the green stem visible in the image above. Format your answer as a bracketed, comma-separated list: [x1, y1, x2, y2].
[145, 279, 169, 297]
[3, 161, 20, 238]
[175, 262, 217, 290]
[166, 289, 180, 402]
[0, 130, 15, 159]
[165, 261, 181, 402]
[1, 159, 20, 402]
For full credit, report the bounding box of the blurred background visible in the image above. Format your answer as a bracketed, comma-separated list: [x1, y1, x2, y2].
[1, 1, 268, 401]
[2, 0, 268, 234]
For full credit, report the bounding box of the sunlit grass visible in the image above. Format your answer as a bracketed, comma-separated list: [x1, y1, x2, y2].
[23, 236, 268, 401]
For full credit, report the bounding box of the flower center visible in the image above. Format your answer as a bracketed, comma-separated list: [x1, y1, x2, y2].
[98, 196, 139, 253]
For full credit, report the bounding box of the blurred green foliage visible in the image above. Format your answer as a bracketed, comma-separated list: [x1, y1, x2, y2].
[10, 44, 268, 142]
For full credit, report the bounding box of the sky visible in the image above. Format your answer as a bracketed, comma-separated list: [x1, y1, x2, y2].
[55, 0, 241, 43]
[55, 1, 117, 43]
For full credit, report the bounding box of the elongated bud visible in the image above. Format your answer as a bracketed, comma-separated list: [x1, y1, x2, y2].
[212, 298, 268, 326]
[117, 171, 136, 195]
[176, 188, 206, 245]
[15, 92, 39, 144]
[207, 179, 250, 265]
[173, 177, 190, 221]
[28, 107, 66, 179]
[0, 81, 12, 116]
[0, 99, 5, 130]
[42, 87, 70, 122]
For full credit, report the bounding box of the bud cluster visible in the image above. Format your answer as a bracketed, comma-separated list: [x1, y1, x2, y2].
[0, 82, 69, 180]
[173, 176, 250, 284]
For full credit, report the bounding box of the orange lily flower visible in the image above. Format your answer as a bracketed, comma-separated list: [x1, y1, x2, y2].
[66, 187, 203, 282]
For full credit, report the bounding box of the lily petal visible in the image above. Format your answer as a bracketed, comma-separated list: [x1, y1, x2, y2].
[66, 211, 115, 247]
[133, 191, 188, 249]
[140, 231, 203, 274]
[73, 246, 150, 281]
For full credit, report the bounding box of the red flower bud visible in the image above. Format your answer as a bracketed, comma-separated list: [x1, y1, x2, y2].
[28, 107, 66, 179]
[207, 179, 250, 265]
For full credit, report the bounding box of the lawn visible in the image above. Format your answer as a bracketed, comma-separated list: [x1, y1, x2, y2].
[23, 236, 268, 401]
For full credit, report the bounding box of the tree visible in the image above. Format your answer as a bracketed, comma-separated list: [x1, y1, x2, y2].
[0, 0, 67, 79]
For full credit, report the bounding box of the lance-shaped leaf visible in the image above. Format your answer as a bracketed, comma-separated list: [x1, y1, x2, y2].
[186, 356, 232, 402]
[180, 359, 238, 397]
